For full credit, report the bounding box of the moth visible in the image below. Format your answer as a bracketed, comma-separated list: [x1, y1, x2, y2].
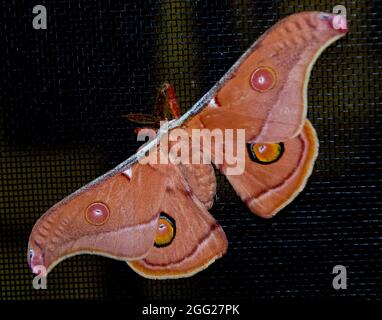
[28, 12, 348, 279]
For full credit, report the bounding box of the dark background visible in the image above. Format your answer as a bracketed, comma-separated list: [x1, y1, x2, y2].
[0, 0, 381, 301]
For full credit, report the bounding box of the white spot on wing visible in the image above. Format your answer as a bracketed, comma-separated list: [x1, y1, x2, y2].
[208, 98, 219, 108]
[123, 168, 132, 179]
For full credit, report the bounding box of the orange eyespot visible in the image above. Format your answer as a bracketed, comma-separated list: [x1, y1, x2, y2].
[154, 213, 176, 248]
[85, 202, 110, 226]
[250, 67, 277, 92]
[247, 142, 284, 164]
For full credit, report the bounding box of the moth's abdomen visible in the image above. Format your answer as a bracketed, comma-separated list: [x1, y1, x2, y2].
[178, 163, 216, 210]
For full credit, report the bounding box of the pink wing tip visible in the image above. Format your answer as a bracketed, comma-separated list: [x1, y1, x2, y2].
[319, 12, 349, 33]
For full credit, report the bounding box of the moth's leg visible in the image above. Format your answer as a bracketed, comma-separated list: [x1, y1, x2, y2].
[163, 83, 181, 119]
[124, 113, 158, 125]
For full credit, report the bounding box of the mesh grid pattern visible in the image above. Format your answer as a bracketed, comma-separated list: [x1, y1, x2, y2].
[0, 0, 381, 300]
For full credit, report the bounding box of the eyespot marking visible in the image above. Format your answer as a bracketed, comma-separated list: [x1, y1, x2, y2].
[250, 67, 277, 92]
[85, 202, 110, 226]
[247, 142, 284, 164]
[154, 213, 176, 248]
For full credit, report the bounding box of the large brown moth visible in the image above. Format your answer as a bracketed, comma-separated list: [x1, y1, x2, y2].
[28, 12, 348, 279]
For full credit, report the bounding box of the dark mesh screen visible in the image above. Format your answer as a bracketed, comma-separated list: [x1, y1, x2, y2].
[0, 0, 381, 301]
